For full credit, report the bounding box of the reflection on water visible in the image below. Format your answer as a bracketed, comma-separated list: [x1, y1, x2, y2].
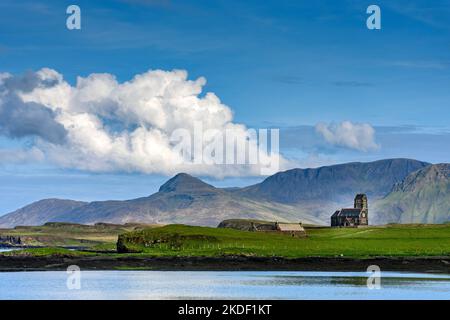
[0, 271, 449, 300]
[0, 248, 22, 252]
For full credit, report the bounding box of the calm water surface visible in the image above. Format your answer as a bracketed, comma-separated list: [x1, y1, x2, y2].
[0, 248, 21, 252]
[0, 271, 449, 300]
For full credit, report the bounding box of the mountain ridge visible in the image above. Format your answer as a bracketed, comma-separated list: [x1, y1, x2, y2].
[0, 158, 444, 228]
[241, 158, 430, 203]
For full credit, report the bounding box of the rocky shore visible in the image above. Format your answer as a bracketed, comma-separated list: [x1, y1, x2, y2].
[1, 255, 449, 273]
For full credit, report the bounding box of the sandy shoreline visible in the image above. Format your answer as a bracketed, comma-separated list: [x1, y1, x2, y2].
[1, 255, 450, 273]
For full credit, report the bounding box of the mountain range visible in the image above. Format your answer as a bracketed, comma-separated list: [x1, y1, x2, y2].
[0, 158, 448, 228]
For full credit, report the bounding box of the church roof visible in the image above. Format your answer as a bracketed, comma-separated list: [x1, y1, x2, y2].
[334, 208, 361, 217]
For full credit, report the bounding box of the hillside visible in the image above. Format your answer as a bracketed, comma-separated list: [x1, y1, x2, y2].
[373, 164, 450, 224]
[0, 199, 87, 228]
[241, 158, 429, 203]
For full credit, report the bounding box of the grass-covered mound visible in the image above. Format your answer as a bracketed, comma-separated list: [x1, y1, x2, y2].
[117, 223, 450, 258]
[217, 219, 275, 231]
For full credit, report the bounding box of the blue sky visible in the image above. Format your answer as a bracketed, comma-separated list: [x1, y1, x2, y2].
[0, 0, 449, 213]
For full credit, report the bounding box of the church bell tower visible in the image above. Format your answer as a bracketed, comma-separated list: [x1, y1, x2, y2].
[354, 194, 368, 225]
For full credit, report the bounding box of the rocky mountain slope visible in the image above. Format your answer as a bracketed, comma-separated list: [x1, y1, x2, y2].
[373, 164, 450, 224]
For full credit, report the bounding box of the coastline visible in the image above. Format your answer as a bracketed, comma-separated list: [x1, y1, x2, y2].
[1, 255, 449, 273]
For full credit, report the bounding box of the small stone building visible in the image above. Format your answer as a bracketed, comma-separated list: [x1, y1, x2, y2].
[219, 219, 307, 237]
[331, 194, 369, 227]
[275, 222, 306, 237]
[249, 221, 306, 237]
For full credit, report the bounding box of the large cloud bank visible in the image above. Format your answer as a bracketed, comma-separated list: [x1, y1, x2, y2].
[0, 68, 285, 177]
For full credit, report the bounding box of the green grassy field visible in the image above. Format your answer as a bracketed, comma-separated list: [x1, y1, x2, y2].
[116, 223, 450, 258]
[2, 222, 450, 259]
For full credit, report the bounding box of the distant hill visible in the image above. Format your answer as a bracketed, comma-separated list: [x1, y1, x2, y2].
[373, 164, 450, 224]
[0, 199, 87, 228]
[0, 159, 439, 228]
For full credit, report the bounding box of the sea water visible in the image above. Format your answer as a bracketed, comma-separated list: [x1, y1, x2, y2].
[0, 271, 449, 300]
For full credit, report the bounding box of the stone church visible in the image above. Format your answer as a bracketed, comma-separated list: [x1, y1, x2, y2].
[331, 194, 368, 227]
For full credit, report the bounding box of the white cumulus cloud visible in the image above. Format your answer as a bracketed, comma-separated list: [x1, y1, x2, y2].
[315, 121, 379, 152]
[0, 68, 287, 177]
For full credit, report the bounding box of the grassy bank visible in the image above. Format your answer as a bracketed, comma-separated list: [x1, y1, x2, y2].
[116, 223, 450, 258]
[1, 247, 96, 257]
